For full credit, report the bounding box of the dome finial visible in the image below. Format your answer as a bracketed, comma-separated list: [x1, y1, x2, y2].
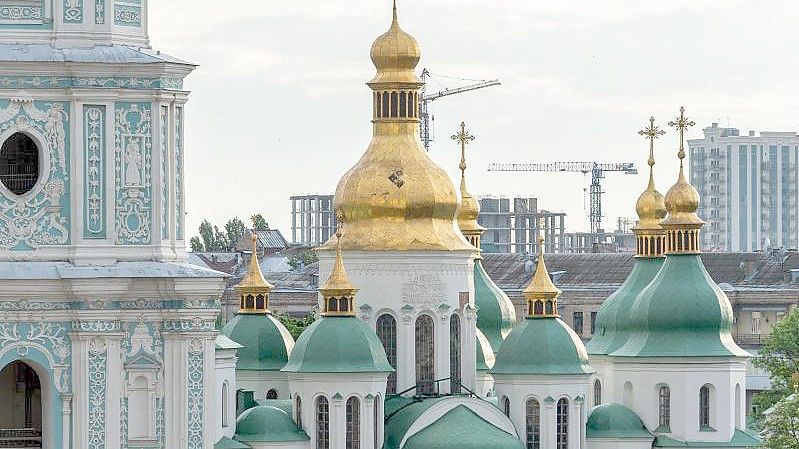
[234, 218, 274, 314]
[392, 0, 398, 25]
[633, 117, 667, 258]
[524, 218, 561, 318]
[453, 121, 485, 248]
[320, 218, 358, 316]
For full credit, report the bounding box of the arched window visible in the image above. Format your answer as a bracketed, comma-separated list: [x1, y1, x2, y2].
[658, 386, 671, 430]
[245, 294, 254, 309]
[381, 93, 389, 118]
[390, 92, 398, 117]
[449, 314, 461, 393]
[374, 395, 381, 449]
[534, 301, 544, 315]
[222, 381, 229, 427]
[346, 397, 360, 449]
[296, 395, 303, 429]
[328, 298, 338, 312]
[593, 379, 602, 406]
[316, 396, 329, 449]
[0, 362, 42, 435]
[503, 396, 511, 417]
[0, 132, 39, 195]
[556, 398, 569, 449]
[623, 382, 634, 407]
[699, 385, 711, 429]
[267, 389, 278, 400]
[735, 384, 742, 429]
[526, 398, 540, 449]
[415, 315, 435, 395]
[376, 314, 397, 394]
[255, 294, 265, 309]
[545, 301, 554, 315]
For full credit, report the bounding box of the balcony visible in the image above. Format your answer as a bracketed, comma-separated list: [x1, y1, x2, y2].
[733, 333, 765, 346]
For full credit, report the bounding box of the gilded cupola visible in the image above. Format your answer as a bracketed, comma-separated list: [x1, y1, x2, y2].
[235, 231, 275, 314]
[319, 229, 358, 317]
[524, 225, 561, 318]
[662, 107, 704, 254]
[453, 122, 486, 249]
[329, 1, 472, 252]
[633, 116, 667, 258]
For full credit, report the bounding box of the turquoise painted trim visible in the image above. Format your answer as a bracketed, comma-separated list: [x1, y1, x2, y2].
[186, 345, 205, 449]
[94, 0, 105, 23]
[113, 0, 140, 27]
[0, 299, 219, 311]
[0, 76, 184, 90]
[63, 0, 84, 23]
[87, 345, 108, 449]
[0, 1, 52, 29]
[114, 102, 153, 245]
[174, 106, 183, 240]
[84, 105, 106, 239]
[159, 106, 168, 240]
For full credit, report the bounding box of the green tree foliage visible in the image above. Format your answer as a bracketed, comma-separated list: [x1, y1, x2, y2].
[287, 250, 319, 270]
[189, 236, 204, 252]
[277, 313, 315, 340]
[225, 218, 246, 248]
[762, 393, 799, 449]
[251, 214, 269, 231]
[190, 214, 269, 252]
[753, 308, 799, 428]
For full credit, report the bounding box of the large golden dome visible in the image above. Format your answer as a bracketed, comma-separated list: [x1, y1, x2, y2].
[330, 4, 471, 252]
[662, 165, 703, 226]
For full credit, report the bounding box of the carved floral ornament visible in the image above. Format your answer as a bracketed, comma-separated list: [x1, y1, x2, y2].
[0, 322, 72, 393]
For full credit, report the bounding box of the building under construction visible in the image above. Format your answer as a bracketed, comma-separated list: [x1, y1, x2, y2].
[290, 194, 337, 246]
[477, 196, 567, 254]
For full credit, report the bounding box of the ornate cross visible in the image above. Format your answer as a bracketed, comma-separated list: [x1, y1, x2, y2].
[638, 116, 665, 168]
[451, 121, 475, 175]
[668, 106, 695, 161]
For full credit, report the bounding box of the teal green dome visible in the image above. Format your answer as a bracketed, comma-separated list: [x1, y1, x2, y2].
[475, 328, 495, 372]
[586, 403, 652, 439]
[234, 405, 308, 443]
[611, 254, 750, 358]
[221, 314, 294, 371]
[586, 258, 663, 356]
[282, 316, 393, 373]
[491, 318, 593, 375]
[474, 260, 516, 353]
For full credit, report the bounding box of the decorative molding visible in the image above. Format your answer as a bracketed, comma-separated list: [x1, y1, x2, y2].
[0, 2, 43, 24]
[401, 272, 445, 307]
[84, 105, 106, 238]
[63, 0, 84, 23]
[88, 338, 108, 449]
[94, 0, 104, 23]
[0, 76, 184, 90]
[0, 300, 70, 311]
[113, 0, 140, 26]
[161, 318, 215, 333]
[114, 102, 152, 245]
[347, 263, 469, 276]
[174, 106, 183, 240]
[186, 339, 204, 449]
[159, 105, 168, 240]
[0, 321, 72, 393]
[0, 99, 71, 250]
[72, 320, 121, 333]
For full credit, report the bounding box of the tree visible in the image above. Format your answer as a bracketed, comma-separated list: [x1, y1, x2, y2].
[753, 309, 799, 427]
[189, 236, 204, 252]
[225, 218, 246, 248]
[277, 313, 316, 340]
[251, 214, 269, 231]
[287, 250, 319, 270]
[199, 219, 215, 252]
[762, 393, 799, 449]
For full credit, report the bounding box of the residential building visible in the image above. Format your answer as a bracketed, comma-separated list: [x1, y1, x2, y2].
[289, 194, 337, 246]
[688, 123, 799, 252]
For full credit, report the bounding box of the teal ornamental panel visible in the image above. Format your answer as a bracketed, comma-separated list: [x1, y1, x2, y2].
[174, 106, 184, 240]
[186, 339, 204, 449]
[0, 1, 51, 29]
[63, 0, 83, 23]
[87, 339, 108, 449]
[94, 0, 104, 23]
[160, 106, 168, 240]
[84, 105, 106, 239]
[114, 102, 152, 245]
[0, 99, 71, 250]
[113, 0, 140, 26]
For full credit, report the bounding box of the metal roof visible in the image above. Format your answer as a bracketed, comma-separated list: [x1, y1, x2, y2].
[0, 44, 191, 64]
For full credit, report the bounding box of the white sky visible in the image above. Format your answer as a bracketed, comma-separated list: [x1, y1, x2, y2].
[148, 0, 799, 240]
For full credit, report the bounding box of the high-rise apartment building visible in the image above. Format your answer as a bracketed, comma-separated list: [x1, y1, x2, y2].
[477, 196, 567, 253]
[688, 123, 799, 251]
[290, 194, 337, 246]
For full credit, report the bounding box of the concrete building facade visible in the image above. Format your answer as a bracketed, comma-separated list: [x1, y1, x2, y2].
[477, 196, 567, 254]
[290, 194, 337, 246]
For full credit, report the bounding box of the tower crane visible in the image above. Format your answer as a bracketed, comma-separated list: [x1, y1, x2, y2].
[419, 68, 500, 151]
[487, 161, 638, 235]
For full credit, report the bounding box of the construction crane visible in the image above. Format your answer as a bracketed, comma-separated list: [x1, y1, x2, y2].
[419, 68, 500, 151]
[487, 161, 638, 235]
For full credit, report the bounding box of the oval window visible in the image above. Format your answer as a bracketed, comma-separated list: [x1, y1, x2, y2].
[0, 133, 39, 195]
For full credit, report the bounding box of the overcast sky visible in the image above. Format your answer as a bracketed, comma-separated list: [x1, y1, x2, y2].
[149, 0, 799, 240]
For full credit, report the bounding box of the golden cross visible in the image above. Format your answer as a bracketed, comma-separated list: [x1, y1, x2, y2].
[668, 106, 695, 161]
[638, 116, 665, 168]
[451, 121, 475, 175]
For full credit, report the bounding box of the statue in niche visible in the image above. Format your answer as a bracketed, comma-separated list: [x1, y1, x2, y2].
[124, 137, 143, 186]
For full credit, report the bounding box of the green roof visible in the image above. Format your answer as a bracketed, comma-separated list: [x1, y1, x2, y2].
[611, 254, 750, 358]
[220, 314, 294, 371]
[282, 316, 393, 373]
[215, 334, 243, 350]
[491, 318, 593, 375]
[586, 258, 663, 355]
[234, 405, 309, 443]
[254, 399, 292, 415]
[654, 429, 761, 447]
[586, 403, 653, 439]
[402, 405, 524, 449]
[214, 436, 250, 449]
[476, 328, 495, 372]
[474, 260, 516, 353]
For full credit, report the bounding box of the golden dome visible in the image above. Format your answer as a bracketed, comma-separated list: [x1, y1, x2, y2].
[369, 1, 422, 85]
[320, 231, 358, 296]
[524, 236, 561, 300]
[662, 164, 704, 226]
[236, 232, 274, 292]
[634, 163, 666, 230]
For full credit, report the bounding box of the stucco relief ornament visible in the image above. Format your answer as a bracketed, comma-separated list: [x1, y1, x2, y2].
[401, 272, 445, 308]
[115, 104, 152, 245]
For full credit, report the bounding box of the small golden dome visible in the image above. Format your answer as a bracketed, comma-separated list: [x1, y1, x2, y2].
[320, 231, 358, 296]
[524, 237, 561, 300]
[662, 165, 704, 226]
[369, 1, 422, 85]
[454, 122, 486, 240]
[635, 172, 666, 229]
[236, 232, 274, 292]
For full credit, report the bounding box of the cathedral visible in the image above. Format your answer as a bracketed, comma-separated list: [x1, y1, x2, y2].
[0, 1, 762, 449]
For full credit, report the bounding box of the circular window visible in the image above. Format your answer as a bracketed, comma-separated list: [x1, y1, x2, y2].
[0, 133, 40, 195]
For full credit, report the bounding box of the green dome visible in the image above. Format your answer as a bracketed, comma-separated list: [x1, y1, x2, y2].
[282, 316, 393, 373]
[586, 258, 663, 356]
[234, 405, 308, 443]
[611, 254, 750, 358]
[474, 260, 516, 353]
[491, 318, 593, 375]
[221, 314, 294, 371]
[475, 328, 495, 372]
[586, 403, 652, 439]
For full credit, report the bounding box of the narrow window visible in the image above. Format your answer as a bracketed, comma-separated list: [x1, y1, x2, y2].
[399, 92, 407, 118]
[245, 294, 254, 309]
[374, 395, 381, 449]
[346, 397, 360, 449]
[376, 315, 397, 394]
[573, 312, 583, 334]
[390, 92, 398, 117]
[407, 93, 414, 118]
[267, 389, 278, 400]
[526, 399, 541, 449]
[700, 386, 711, 428]
[381, 93, 389, 118]
[658, 386, 670, 429]
[593, 380, 602, 406]
[0, 132, 39, 195]
[545, 301, 554, 315]
[556, 398, 569, 449]
[449, 314, 461, 393]
[534, 301, 544, 315]
[316, 396, 329, 449]
[255, 294, 265, 310]
[503, 396, 511, 417]
[296, 395, 303, 429]
[222, 381, 229, 427]
[415, 315, 435, 395]
[590, 312, 597, 334]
